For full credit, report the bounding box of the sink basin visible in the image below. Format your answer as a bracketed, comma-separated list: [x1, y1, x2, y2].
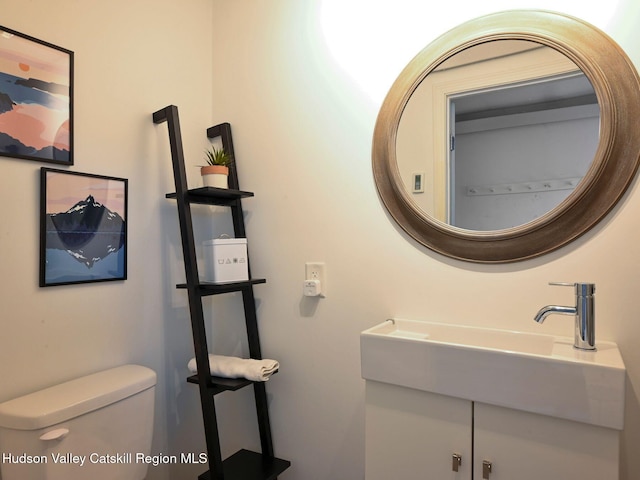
[360, 318, 625, 429]
[380, 319, 555, 355]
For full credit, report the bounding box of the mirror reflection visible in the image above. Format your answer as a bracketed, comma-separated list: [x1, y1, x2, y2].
[397, 40, 600, 231]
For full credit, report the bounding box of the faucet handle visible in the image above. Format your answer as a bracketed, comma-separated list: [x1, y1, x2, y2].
[549, 282, 595, 295]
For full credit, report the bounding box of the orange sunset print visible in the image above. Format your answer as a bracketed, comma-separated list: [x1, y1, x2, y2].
[0, 27, 72, 164]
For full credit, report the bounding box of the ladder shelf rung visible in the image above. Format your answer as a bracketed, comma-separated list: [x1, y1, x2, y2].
[166, 186, 254, 206]
[197, 449, 291, 480]
[187, 375, 253, 395]
[187, 371, 279, 395]
[176, 279, 266, 295]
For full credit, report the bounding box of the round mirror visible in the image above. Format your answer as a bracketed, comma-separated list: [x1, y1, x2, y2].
[373, 10, 640, 262]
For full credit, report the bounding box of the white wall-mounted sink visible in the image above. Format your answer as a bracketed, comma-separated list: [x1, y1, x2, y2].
[361, 318, 625, 430]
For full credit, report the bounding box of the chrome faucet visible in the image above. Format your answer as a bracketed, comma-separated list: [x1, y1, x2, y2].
[534, 282, 596, 351]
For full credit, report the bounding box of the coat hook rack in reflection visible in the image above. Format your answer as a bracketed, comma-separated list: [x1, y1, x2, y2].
[466, 177, 583, 197]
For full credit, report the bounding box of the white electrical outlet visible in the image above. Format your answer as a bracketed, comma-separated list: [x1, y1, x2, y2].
[305, 262, 326, 297]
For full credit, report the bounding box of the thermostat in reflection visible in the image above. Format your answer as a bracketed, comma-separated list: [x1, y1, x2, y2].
[412, 172, 425, 193]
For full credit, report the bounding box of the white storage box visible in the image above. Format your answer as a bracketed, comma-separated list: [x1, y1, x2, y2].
[203, 238, 249, 283]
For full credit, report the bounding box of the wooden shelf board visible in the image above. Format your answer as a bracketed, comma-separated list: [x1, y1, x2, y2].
[187, 375, 253, 394]
[176, 278, 266, 295]
[198, 449, 291, 480]
[166, 187, 254, 206]
[187, 370, 278, 395]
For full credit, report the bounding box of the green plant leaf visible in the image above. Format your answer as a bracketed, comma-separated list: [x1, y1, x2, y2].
[204, 146, 231, 166]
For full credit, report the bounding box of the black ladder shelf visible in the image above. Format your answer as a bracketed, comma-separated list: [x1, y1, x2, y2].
[153, 105, 290, 480]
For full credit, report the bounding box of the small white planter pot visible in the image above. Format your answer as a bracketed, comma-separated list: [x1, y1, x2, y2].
[201, 165, 229, 188]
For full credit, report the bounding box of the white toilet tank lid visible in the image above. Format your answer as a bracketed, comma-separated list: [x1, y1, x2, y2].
[0, 364, 156, 431]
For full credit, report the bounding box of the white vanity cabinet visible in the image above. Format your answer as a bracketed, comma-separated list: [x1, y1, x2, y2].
[361, 319, 626, 479]
[365, 381, 620, 480]
[474, 402, 619, 480]
[365, 381, 472, 479]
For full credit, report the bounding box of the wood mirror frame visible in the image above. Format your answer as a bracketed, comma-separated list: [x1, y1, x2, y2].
[372, 10, 640, 263]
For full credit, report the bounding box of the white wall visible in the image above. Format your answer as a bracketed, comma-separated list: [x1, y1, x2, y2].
[1, 1, 216, 479]
[209, 1, 640, 479]
[2, 1, 640, 480]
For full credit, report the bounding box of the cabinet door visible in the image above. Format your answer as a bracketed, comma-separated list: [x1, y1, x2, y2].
[365, 381, 472, 480]
[474, 402, 619, 480]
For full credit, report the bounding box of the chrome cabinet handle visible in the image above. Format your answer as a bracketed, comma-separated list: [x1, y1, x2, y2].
[482, 460, 492, 479]
[452, 453, 462, 472]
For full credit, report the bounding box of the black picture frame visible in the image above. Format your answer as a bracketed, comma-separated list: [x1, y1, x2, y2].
[40, 168, 127, 287]
[0, 25, 74, 165]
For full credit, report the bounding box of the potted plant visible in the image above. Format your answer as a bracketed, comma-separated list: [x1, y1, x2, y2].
[201, 147, 232, 188]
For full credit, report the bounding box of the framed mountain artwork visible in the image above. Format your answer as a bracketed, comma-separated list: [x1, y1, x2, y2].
[40, 168, 127, 286]
[0, 25, 73, 165]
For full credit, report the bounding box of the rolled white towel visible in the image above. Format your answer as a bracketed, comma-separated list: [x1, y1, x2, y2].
[187, 354, 279, 382]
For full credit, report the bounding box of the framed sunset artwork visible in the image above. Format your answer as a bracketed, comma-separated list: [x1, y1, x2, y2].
[0, 26, 73, 165]
[40, 168, 127, 287]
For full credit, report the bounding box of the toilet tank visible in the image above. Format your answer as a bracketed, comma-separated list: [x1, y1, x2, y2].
[0, 364, 156, 480]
